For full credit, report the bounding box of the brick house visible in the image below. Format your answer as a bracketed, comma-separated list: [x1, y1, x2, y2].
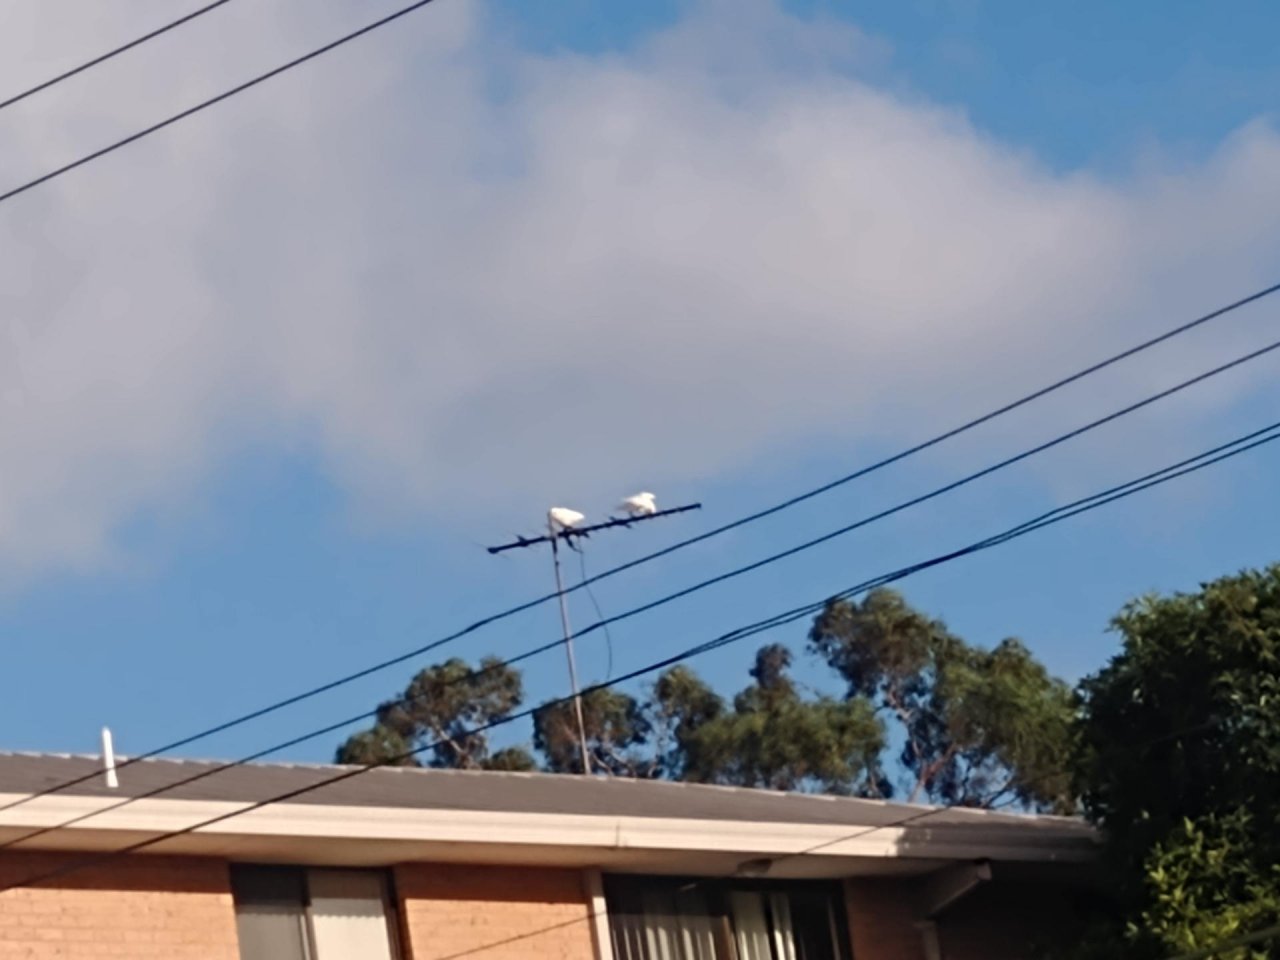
[0, 753, 1097, 959]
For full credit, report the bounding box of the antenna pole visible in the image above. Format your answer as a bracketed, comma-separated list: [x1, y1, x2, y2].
[551, 536, 592, 775]
[487, 501, 703, 777]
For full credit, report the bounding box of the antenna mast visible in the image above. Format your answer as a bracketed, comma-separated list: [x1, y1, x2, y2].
[488, 501, 702, 774]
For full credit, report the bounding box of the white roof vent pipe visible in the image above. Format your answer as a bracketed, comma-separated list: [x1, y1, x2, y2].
[101, 727, 119, 789]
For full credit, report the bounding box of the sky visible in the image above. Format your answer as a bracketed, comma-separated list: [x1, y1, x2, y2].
[0, 0, 1277, 769]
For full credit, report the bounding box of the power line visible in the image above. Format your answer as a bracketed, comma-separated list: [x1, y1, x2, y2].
[2, 418, 1275, 886]
[289, 714, 1239, 960]
[711, 421, 1280, 641]
[575, 282, 1280, 584]
[354, 805, 1076, 960]
[577, 548, 615, 681]
[0, 0, 443, 206]
[0, 1, 235, 113]
[489, 502, 703, 774]
[990, 421, 1280, 543]
[0, 10, 1272, 937]
[2, 303, 1275, 816]
[0, 0, 1270, 810]
[435, 426, 1280, 958]
[544, 336, 1280, 635]
[0, 616, 794, 891]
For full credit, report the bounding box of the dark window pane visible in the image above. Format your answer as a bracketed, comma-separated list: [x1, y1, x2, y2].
[231, 865, 310, 960]
[788, 887, 851, 960]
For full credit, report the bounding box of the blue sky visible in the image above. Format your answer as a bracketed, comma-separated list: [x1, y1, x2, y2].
[0, 0, 1277, 769]
[497, 0, 1280, 168]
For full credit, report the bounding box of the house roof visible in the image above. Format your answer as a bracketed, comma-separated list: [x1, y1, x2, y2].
[0, 751, 1076, 829]
[0, 752, 1097, 878]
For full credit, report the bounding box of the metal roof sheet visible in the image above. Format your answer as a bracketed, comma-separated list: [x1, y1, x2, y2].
[0, 751, 1091, 843]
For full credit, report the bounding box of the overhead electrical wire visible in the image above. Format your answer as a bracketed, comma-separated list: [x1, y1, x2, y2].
[2, 11, 1275, 950]
[0, 0, 1271, 822]
[1, 417, 1276, 886]
[0, 0, 443, 205]
[315, 708, 1252, 960]
[577, 548, 614, 681]
[296, 705, 1248, 960]
[2, 292, 1276, 816]
[537, 335, 1280, 634]
[573, 283, 1279, 583]
[665, 710, 1226, 905]
[0, 1, 235, 113]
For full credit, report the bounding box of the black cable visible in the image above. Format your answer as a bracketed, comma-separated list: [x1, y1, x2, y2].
[987, 423, 1280, 545]
[2, 312, 1275, 817]
[578, 549, 614, 681]
[138, 713, 1251, 960]
[667, 710, 1227, 903]
[365, 900, 1280, 960]
[570, 282, 1280, 586]
[0, 614, 795, 891]
[0, 0, 443, 205]
[474, 338, 1280, 667]
[0, 6, 1270, 922]
[663, 418, 1280, 654]
[0, 1, 235, 113]
[541, 336, 1280, 638]
[1, 419, 1274, 879]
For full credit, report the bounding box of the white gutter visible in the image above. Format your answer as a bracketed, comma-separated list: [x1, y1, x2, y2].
[0, 792, 1096, 865]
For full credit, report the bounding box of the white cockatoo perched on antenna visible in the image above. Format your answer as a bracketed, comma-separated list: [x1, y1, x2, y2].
[618, 492, 658, 518]
[548, 507, 586, 535]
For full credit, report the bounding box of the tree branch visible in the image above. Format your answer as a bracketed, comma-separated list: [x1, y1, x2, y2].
[911, 742, 960, 804]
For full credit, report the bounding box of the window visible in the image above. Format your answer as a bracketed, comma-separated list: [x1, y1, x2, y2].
[606, 876, 851, 960]
[231, 865, 402, 960]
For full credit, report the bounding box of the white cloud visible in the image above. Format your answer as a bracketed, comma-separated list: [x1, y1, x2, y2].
[0, 0, 1277, 578]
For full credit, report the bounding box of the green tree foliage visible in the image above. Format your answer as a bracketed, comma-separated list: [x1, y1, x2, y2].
[675, 644, 886, 794]
[331, 591, 1070, 816]
[1137, 813, 1280, 960]
[810, 588, 1074, 810]
[1073, 565, 1280, 957]
[334, 724, 416, 767]
[534, 687, 656, 776]
[650, 665, 725, 779]
[335, 657, 535, 770]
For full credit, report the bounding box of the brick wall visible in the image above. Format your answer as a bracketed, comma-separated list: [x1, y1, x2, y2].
[394, 864, 597, 960]
[0, 854, 597, 960]
[0, 852, 239, 960]
[0, 851, 1086, 960]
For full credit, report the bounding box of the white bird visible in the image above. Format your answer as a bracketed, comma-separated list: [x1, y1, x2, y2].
[548, 506, 586, 535]
[618, 492, 658, 517]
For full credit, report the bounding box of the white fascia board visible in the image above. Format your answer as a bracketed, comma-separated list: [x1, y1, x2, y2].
[0, 792, 1097, 864]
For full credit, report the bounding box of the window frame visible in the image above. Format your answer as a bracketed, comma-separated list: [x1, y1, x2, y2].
[230, 864, 404, 960]
[604, 873, 853, 960]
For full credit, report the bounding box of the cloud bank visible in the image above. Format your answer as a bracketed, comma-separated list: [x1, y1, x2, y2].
[0, 0, 1277, 577]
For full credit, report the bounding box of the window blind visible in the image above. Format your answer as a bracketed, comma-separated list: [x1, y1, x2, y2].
[308, 869, 398, 960]
[606, 876, 849, 960]
[231, 865, 400, 960]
